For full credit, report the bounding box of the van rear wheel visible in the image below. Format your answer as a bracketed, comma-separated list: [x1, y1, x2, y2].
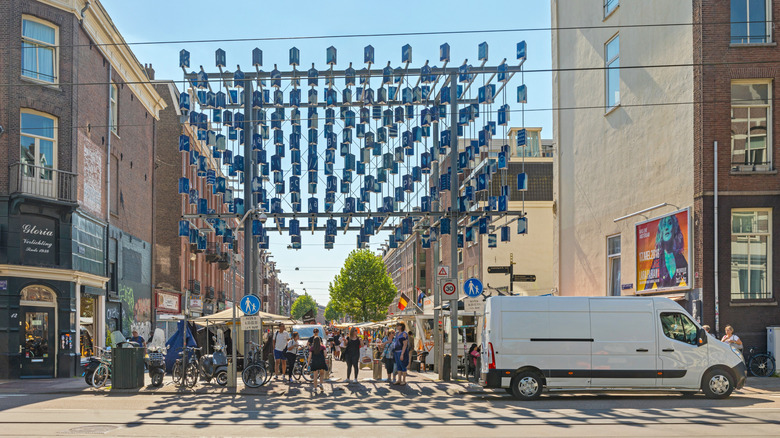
[511, 371, 544, 400]
[702, 368, 734, 399]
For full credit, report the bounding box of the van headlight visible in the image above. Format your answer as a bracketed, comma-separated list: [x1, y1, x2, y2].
[730, 344, 743, 361]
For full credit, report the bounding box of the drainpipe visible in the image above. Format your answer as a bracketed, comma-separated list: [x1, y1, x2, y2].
[713, 141, 719, 335]
[104, 66, 113, 339]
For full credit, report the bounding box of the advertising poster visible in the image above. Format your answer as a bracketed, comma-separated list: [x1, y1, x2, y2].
[636, 209, 691, 293]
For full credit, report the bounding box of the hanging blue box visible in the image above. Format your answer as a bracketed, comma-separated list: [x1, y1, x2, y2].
[488, 234, 497, 248]
[178, 220, 189, 237]
[501, 226, 510, 242]
[517, 41, 527, 61]
[234, 68, 245, 89]
[478, 41, 489, 61]
[517, 172, 528, 191]
[441, 217, 451, 234]
[440, 43, 450, 62]
[179, 49, 190, 68]
[516, 128, 527, 147]
[364, 45, 374, 64]
[178, 135, 190, 152]
[252, 47, 263, 67]
[517, 217, 528, 235]
[517, 84, 527, 104]
[289, 47, 300, 66]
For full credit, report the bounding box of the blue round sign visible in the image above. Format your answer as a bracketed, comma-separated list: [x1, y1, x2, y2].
[463, 278, 483, 298]
[240, 294, 261, 316]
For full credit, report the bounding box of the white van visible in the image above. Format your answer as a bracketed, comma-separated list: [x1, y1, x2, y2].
[481, 296, 746, 400]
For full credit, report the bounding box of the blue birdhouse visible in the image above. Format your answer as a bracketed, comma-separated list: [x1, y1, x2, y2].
[517, 84, 527, 104]
[215, 48, 226, 68]
[440, 43, 450, 62]
[290, 47, 300, 67]
[478, 42, 489, 61]
[517, 41, 527, 61]
[401, 44, 412, 63]
[252, 47, 263, 67]
[326, 46, 337, 65]
[179, 49, 190, 69]
[364, 45, 374, 64]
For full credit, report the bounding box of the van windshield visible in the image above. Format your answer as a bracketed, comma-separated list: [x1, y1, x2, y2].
[293, 326, 321, 339]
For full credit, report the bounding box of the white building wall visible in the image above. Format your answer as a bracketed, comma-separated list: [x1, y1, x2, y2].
[481, 200, 554, 296]
[552, 0, 695, 296]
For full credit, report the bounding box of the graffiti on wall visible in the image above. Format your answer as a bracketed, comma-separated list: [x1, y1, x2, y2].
[119, 284, 151, 341]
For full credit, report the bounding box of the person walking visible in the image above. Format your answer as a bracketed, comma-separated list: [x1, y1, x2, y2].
[309, 336, 328, 392]
[285, 332, 300, 383]
[393, 322, 409, 385]
[273, 323, 291, 380]
[343, 327, 362, 383]
[381, 329, 396, 383]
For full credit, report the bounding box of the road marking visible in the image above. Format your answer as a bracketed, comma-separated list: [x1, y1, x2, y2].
[0, 394, 29, 397]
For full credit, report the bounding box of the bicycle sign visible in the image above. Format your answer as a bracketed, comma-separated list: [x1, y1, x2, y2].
[240, 294, 261, 316]
[442, 281, 457, 298]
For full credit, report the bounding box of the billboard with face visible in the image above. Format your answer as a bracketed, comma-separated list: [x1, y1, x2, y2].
[636, 209, 691, 293]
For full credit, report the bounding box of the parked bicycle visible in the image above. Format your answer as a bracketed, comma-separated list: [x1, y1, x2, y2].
[242, 341, 269, 388]
[746, 346, 776, 377]
[91, 348, 112, 389]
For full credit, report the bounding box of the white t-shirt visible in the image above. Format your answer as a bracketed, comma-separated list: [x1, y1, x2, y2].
[275, 331, 290, 351]
[286, 339, 299, 354]
[722, 334, 742, 349]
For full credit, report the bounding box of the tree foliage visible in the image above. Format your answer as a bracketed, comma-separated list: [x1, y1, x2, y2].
[291, 294, 318, 320]
[323, 301, 342, 322]
[328, 249, 397, 322]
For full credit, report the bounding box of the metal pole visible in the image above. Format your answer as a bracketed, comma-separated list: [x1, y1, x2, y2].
[432, 120, 440, 376]
[243, 80, 256, 353]
[228, 252, 237, 388]
[449, 73, 459, 381]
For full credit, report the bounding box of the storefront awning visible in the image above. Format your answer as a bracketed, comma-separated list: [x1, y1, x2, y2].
[0, 264, 108, 288]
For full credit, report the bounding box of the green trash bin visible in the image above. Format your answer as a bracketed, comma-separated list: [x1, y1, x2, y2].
[111, 343, 145, 389]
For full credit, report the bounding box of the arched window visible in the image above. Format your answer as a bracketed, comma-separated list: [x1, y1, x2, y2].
[20, 285, 56, 304]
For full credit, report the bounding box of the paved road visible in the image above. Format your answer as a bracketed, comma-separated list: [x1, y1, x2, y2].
[1, 381, 779, 437]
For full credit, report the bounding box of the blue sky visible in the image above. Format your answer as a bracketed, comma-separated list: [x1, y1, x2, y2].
[102, 0, 552, 306]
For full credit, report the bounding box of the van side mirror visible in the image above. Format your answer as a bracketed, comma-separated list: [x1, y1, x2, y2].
[697, 328, 708, 346]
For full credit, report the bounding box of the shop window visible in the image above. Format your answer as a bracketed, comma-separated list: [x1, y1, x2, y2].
[21, 16, 57, 83]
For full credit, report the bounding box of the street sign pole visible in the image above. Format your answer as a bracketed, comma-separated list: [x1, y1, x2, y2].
[510, 253, 514, 294]
[449, 73, 459, 381]
[432, 120, 440, 375]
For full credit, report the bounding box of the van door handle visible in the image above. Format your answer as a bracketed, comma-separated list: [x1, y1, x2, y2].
[662, 348, 675, 352]
[636, 348, 648, 352]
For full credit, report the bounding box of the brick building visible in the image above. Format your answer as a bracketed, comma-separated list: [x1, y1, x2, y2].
[0, 0, 164, 378]
[553, 0, 780, 348]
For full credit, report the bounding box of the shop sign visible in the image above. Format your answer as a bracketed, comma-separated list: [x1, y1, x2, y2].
[20, 216, 57, 266]
[0, 280, 7, 291]
[189, 298, 203, 310]
[156, 291, 181, 313]
[636, 208, 691, 294]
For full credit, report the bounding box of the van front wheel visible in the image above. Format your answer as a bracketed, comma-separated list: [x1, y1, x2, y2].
[702, 368, 734, 399]
[511, 371, 544, 400]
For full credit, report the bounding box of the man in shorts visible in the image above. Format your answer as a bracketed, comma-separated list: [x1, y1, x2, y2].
[274, 324, 291, 380]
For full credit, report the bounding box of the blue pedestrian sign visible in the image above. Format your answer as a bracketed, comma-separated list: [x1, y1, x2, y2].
[464, 278, 483, 298]
[240, 295, 261, 316]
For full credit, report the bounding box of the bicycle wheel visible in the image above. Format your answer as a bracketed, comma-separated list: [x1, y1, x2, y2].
[172, 361, 183, 384]
[298, 358, 313, 382]
[184, 363, 199, 388]
[749, 354, 776, 377]
[242, 365, 267, 388]
[92, 363, 110, 388]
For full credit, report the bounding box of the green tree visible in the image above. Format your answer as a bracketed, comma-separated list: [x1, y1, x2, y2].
[323, 301, 343, 322]
[291, 294, 318, 320]
[329, 249, 397, 322]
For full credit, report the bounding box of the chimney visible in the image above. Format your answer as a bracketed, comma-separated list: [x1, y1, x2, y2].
[144, 63, 155, 80]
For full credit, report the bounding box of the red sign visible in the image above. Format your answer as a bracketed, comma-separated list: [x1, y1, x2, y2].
[443, 282, 456, 296]
[155, 290, 181, 313]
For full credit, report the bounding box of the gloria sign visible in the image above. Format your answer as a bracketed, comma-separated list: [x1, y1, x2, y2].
[20, 216, 57, 266]
[636, 208, 691, 293]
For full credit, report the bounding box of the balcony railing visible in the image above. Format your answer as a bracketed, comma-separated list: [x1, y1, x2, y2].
[188, 279, 201, 295]
[9, 162, 77, 203]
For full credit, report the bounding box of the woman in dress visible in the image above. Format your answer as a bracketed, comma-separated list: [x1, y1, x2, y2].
[309, 336, 328, 392]
[343, 327, 362, 383]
